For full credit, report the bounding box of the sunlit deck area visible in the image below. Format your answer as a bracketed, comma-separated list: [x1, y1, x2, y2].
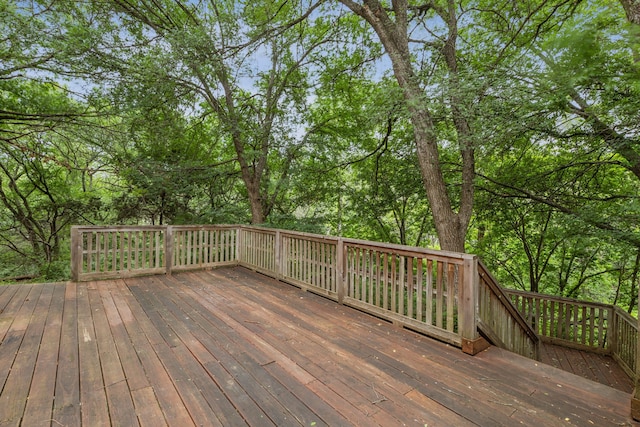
[0, 266, 636, 426]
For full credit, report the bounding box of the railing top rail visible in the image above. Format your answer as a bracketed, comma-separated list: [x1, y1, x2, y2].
[613, 306, 637, 325]
[170, 224, 238, 231]
[503, 288, 615, 312]
[73, 224, 242, 232]
[239, 225, 339, 242]
[342, 237, 474, 262]
[72, 225, 167, 232]
[239, 225, 474, 262]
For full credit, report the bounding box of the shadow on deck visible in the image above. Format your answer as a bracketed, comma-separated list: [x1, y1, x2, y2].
[0, 266, 637, 426]
[540, 342, 634, 393]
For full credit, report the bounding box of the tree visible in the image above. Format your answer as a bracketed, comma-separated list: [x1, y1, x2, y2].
[59, 0, 336, 225]
[0, 96, 106, 279]
[0, 1, 114, 279]
[473, 0, 640, 250]
[112, 111, 230, 224]
[334, 0, 473, 251]
[474, 88, 640, 299]
[333, 0, 582, 252]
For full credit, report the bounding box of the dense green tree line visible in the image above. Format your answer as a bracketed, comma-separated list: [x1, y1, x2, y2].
[1, 0, 638, 312]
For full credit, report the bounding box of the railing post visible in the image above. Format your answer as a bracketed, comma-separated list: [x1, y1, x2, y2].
[165, 225, 173, 276]
[236, 226, 243, 264]
[460, 255, 488, 355]
[609, 307, 618, 356]
[70, 226, 81, 282]
[336, 238, 345, 304]
[274, 229, 282, 279]
[632, 286, 640, 420]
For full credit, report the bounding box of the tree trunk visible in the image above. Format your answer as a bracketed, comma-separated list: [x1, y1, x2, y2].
[337, 0, 473, 252]
[620, 0, 640, 61]
[408, 80, 469, 252]
[247, 180, 265, 224]
[622, 0, 640, 23]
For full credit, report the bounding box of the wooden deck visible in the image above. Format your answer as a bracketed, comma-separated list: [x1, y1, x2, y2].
[0, 266, 637, 426]
[540, 342, 634, 393]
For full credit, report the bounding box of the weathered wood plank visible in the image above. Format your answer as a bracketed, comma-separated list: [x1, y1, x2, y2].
[21, 284, 65, 427]
[177, 270, 540, 425]
[127, 283, 222, 425]
[152, 274, 325, 426]
[1, 268, 637, 426]
[88, 283, 138, 426]
[170, 272, 389, 424]
[0, 284, 49, 426]
[99, 282, 150, 391]
[109, 280, 195, 426]
[52, 282, 81, 426]
[0, 284, 20, 313]
[180, 276, 412, 425]
[77, 283, 110, 427]
[140, 276, 270, 426]
[0, 285, 34, 393]
[132, 386, 168, 427]
[100, 281, 168, 424]
[216, 271, 501, 424]
[226, 270, 636, 426]
[248, 272, 544, 425]
[475, 346, 631, 425]
[540, 342, 633, 393]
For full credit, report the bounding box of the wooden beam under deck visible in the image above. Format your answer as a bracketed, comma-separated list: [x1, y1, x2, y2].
[0, 266, 636, 426]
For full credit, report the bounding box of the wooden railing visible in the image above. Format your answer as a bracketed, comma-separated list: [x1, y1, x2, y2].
[612, 309, 638, 379]
[170, 225, 238, 273]
[504, 289, 637, 379]
[70, 225, 538, 359]
[340, 238, 475, 347]
[70, 225, 167, 280]
[70, 225, 239, 280]
[477, 264, 540, 360]
[235, 227, 478, 348]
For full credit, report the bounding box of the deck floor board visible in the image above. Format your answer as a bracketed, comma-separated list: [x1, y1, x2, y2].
[21, 283, 65, 427]
[540, 341, 634, 393]
[0, 266, 637, 426]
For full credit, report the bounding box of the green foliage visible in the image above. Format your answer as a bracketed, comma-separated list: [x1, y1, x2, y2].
[0, 121, 108, 280]
[0, 0, 638, 314]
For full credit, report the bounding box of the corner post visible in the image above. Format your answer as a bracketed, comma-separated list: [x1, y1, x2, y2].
[165, 225, 173, 276]
[608, 307, 618, 357]
[70, 226, 81, 282]
[632, 285, 640, 420]
[461, 255, 488, 355]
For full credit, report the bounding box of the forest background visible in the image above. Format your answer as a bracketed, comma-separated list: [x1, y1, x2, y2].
[1, 0, 639, 313]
